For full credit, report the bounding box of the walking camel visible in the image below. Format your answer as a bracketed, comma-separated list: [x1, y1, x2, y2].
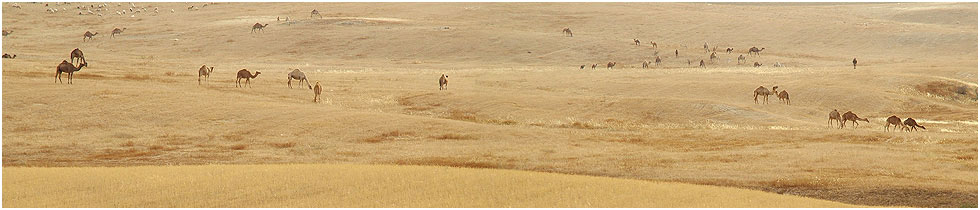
[562, 28, 573, 37]
[110, 27, 125, 38]
[650, 41, 657, 49]
[903, 118, 925, 132]
[287, 68, 313, 89]
[633, 39, 641, 46]
[439, 74, 449, 90]
[655, 56, 662, 66]
[251, 23, 269, 33]
[726, 48, 733, 54]
[840, 111, 870, 128]
[753, 62, 763, 67]
[606, 62, 616, 69]
[828, 109, 842, 128]
[70, 48, 85, 65]
[591, 63, 597, 70]
[749, 47, 765, 56]
[236, 69, 261, 88]
[313, 81, 322, 103]
[198, 65, 214, 85]
[753, 86, 774, 104]
[55, 60, 87, 84]
[83, 31, 98, 41]
[642, 61, 650, 69]
[311, 9, 322, 19]
[884, 115, 905, 131]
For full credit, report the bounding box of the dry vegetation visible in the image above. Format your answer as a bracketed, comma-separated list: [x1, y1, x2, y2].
[2, 2, 977, 208]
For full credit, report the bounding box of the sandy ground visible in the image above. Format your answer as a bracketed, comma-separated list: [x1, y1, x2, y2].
[2, 2, 977, 207]
[2, 164, 869, 207]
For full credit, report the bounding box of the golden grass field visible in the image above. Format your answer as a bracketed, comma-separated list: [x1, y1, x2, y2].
[2, 2, 978, 208]
[2, 164, 868, 207]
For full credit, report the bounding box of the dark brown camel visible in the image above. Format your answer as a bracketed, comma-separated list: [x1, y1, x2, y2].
[236, 69, 261, 88]
[852, 58, 858, 69]
[903, 118, 925, 132]
[55, 60, 87, 84]
[251, 23, 269, 33]
[885, 115, 904, 131]
[841, 111, 870, 128]
[70, 48, 85, 65]
[198, 65, 214, 85]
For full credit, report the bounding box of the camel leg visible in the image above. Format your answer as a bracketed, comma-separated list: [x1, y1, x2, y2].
[68, 72, 73, 84]
[288, 78, 292, 88]
[247, 78, 251, 88]
[237, 78, 241, 87]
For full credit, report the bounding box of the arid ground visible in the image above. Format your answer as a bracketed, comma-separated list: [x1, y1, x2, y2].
[2, 2, 978, 207]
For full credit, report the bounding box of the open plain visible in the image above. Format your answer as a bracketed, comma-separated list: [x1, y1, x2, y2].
[2, 2, 978, 207]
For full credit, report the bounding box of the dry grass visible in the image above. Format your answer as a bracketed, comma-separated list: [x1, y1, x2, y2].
[268, 142, 296, 148]
[431, 133, 476, 140]
[228, 144, 248, 150]
[360, 131, 415, 143]
[916, 81, 978, 102]
[1, 164, 864, 207]
[122, 74, 152, 81]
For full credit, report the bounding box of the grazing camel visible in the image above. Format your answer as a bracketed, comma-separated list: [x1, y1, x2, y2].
[236, 69, 261, 88]
[70, 48, 85, 65]
[311, 9, 322, 19]
[699, 59, 705, 68]
[776, 90, 790, 105]
[753, 62, 763, 67]
[2, 54, 15, 59]
[251, 23, 268, 33]
[312, 81, 323, 103]
[2, 30, 11, 37]
[903, 118, 925, 132]
[650, 41, 657, 49]
[642, 61, 650, 69]
[633, 39, 641, 46]
[439, 74, 449, 90]
[828, 109, 842, 128]
[726, 48, 733, 54]
[198, 65, 214, 85]
[83, 31, 98, 41]
[606, 62, 616, 69]
[749, 47, 765, 56]
[753, 86, 773, 104]
[55, 60, 87, 84]
[852, 58, 858, 69]
[287, 68, 313, 89]
[111, 27, 126, 38]
[562, 28, 573, 37]
[884, 115, 905, 131]
[655, 56, 662, 66]
[737, 54, 746, 64]
[840, 111, 870, 128]
[591, 63, 597, 70]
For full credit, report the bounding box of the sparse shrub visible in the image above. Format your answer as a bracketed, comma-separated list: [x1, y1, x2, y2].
[432, 133, 475, 140]
[361, 131, 414, 143]
[229, 144, 248, 150]
[120, 141, 135, 147]
[269, 142, 296, 148]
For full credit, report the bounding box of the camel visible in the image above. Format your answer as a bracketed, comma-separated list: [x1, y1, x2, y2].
[749, 47, 765, 56]
[903, 118, 925, 132]
[83, 31, 98, 41]
[236, 69, 261, 88]
[642, 61, 650, 69]
[773, 62, 784, 67]
[703, 42, 709, 53]
[840, 111, 870, 129]
[251, 23, 268, 33]
[633, 39, 641, 46]
[699, 60, 705, 68]
[753, 86, 773, 104]
[606, 62, 616, 69]
[655, 56, 662, 66]
[287, 68, 313, 89]
[311, 9, 322, 19]
[591, 63, 597, 70]
[650, 41, 657, 49]
[753, 62, 763, 67]
[2, 54, 15, 59]
[111, 27, 126, 38]
[2, 30, 11, 37]
[70, 48, 85, 65]
[580, 65, 585, 70]
[55, 60, 87, 84]
[884, 115, 905, 131]
[674, 49, 678, 57]
[313, 81, 322, 103]
[198, 65, 214, 85]
[726, 48, 733, 54]
[852, 58, 857, 69]
[439, 74, 449, 90]
[828, 109, 842, 128]
[777, 90, 790, 105]
[709, 52, 717, 61]
[562, 28, 572, 37]
[737, 54, 745, 64]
